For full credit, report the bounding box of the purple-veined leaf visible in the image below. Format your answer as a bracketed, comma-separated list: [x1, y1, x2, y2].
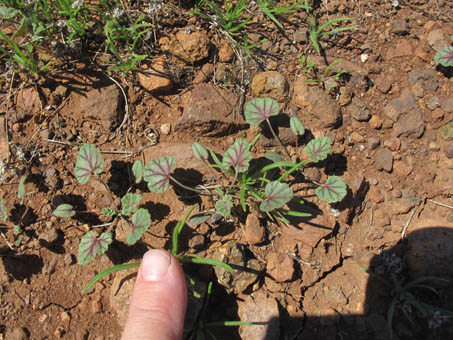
[215, 194, 233, 217]
[0, 199, 7, 221]
[53, 204, 76, 218]
[260, 181, 293, 212]
[434, 46, 453, 67]
[222, 139, 252, 173]
[305, 136, 331, 163]
[192, 142, 209, 161]
[316, 176, 347, 203]
[127, 208, 151, 245]
[74, 144, 105, 184]
[244, 97, 280, 126]
[121, 193, 142, 216]
[143, 156, 176, 193]
[78, 231, 112, 265]
[290, 116, 305, 136]
[132, 160, 144, 184]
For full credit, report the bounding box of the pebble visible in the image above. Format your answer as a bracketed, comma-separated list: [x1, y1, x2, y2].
[374, 148, 393, 172]
[250, 71, 289, 102]
[188, 235, 205, 249]
[266, 252, 294, 282]
[64, 254, 75, 266]
[160, 123, 171, 135]
[383, 137, 400, 151]
[218, 42, 234, 63]
[244, 214, 265, 245]
[7, 327, 29, 340]
[367, 137, 380, 150]
[368, 115, 382, 129]
[39, 228, 59, 246]
[444, 143, 453, 158]
[369, 186, 384, 203]
[428, 141, 440, 151]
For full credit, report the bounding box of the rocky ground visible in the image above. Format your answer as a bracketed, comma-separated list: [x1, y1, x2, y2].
[1, 1, 453, 339]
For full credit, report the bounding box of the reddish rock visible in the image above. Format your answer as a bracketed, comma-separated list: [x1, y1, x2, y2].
[266, 252, 294, 282]
[244, 214, 265, 244]
[383, 137, 401, 151]
[374, 148, 393, 172]
[385, 39, 412, 59]
[15, 87, 41, 115]
[137, 57, 173, 93]
[251, 71, 289, 102]
[374, 75, 393, 93]
[394, 161, 412, 176]
[161, 30, 210, 64]
[369, 186, 384, 203]
[193, 63, 214, 84]
[218, 42, 234, 63]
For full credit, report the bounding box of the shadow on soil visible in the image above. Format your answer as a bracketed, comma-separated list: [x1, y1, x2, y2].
[195, 227, 453, 340]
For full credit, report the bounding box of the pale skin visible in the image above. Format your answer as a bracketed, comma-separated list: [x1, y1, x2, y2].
[122, 249, 188, 340]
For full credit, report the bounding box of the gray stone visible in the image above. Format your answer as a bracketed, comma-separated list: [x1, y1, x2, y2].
[374, 148, 393, 172]
[408, 69, 440, 91]
[238, 291, 280, 340]
[348, 97, 371, 121]
[427, 29, 449, 52]
[384, 88, 417, 122]
[175, 84, 246, 136]
[391, 19, 409, 35]
[426, 96, 439, 110]
[393, 110, 425, 138]
[440, 96, 453, 112]
[368, 137, 380, 150]
[444, 143, 453, 158]
[251, 71, 289, 102]
[293, 77, 341, 129]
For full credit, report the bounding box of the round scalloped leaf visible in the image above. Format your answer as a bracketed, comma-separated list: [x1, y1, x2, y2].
[434, 46, 453, 67]
[244, 97, 280, 126]
[260, 181, 293, 212]
[192, 142, 209, 161]
[53, 204, 76, 218]
[127, 208, 151, 245]
[0, 199, 7, 221]
[78, 231, 112, 265]
[316, 176, 347, 203]
[121, 193, 142, 216]
[143, 156, 176, 193]
[305, 136, 331, 163]
[102, 208, 117, 217]
[222, 139, 252, 173]
[290, 116, 305, 136]
[74, 144, 105, 184]
[215, 194, 233, 217]
[132, 160, 144, 184]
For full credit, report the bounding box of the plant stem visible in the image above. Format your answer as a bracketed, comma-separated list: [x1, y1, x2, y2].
[265, 118, 292, 161]
[95, 174, 118, 209]
[170, 175, 212, 196]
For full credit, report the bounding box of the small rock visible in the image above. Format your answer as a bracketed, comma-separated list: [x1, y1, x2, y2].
[238, 291, 280, 340]
[411, 83, 424, 98]
[350, 131, 365, 143]
[369, 115, 383, 129]
[188, 234, 204, 249]
[391, 18, 409, 35]
[444, 143, 453, 158]
[360, 54, 368, 63]
[7, 327, 29, 340]
[393, 110, 425, 138]
[15, 87, 41, 115]
[39, 228, 59, 246]
[384, 88, 417, 122]
[218, 42, 234, 63]
[374, 148, 393, 172]
[374, 75, 392, 93]
[427, 29, 448, 52]
[368, 137, 380, 150]
[369, 186, 384, 203]
[338, 87, 353, 106]
[438, 122, 453, 141]
[110, 265, 138, 328]
[266, 252, 294, 282]
[425, 96, 439, 110]
[44, 167, 60, 189]
[383, 137, 400, 151]
[193, 63, 214, 84]
[161, 31, 209, 64]
[42, 256, 58, 275]
[294, 28, 308, 43]
[160, 123, 171, 135]
[304, 167, 321, 182]
[137, 58, 173, 93]
[64, 254, 75, 266]
[244, 214, 265, 245]
[293, 77, 341, 129]
[385, 39, 412, 59]
[251, 71, 289, 102]
[408, 69, 439, 91]
[392, 198, 417, 215]
[60, 311, 70, 322]
[440, 96, 453, 112]
[348, 97, 371, 122]
[428, 141, 440, 151]
[394, 161, 412, 176]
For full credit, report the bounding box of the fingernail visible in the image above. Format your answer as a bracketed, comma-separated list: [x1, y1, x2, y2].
[141, 250, 171, 282]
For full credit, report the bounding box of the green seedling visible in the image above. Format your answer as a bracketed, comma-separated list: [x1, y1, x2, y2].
[82, 206, 233, 294]
[256, 0, 310, 29]
[0, 174, 28, 247]
[361, 266, 453, 339]
[300, 56, 346, 91]
[53, 144, 151, 265]
[434, 46, 453, 67]
[306, 12, 357, 55]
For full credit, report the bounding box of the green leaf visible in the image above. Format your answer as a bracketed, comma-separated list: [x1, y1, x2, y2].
[192, 142, 209, 161]
[78, 231, 112, 265]
[305, 136, 331, 163]
[265, 152, 285, 163]
[143, 156, 176, 193]
[260, 181, 293, 212]
[222, 139, 252, 173]
[18, 175, 27, 204]
[0, 5, 20, 19]
[127, 208, 151, 245]
[172, 206, 196, 255]
[434, 46, 453, 67]
[74, 144, 105, 184]
[101, 207, 117, 217]
[0, 199, 7, 221]
[178, 254, 234, 273]
[132, 160, 144, 184]
[13, 224, 20, 236]
[216, 194, 233, 217]
[244, 97, 280, 126]
[316, 176, 347, 203]
[290, 116, 305, 136]
[121, 193, 142, 216]
[53, 204, 76, 218]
